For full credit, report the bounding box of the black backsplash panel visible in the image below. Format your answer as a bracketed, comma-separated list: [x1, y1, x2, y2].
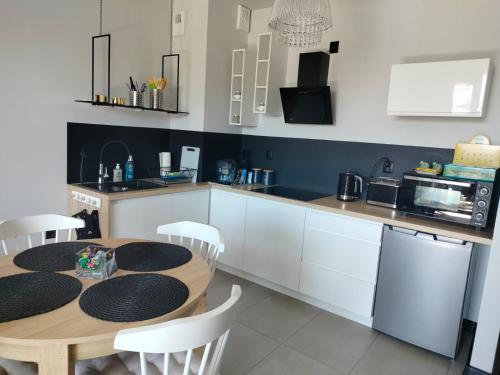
[67, 123, 241, 184]
[68, 123, 454, 196]
[67, 123, 171, 183]
[241, 135, 454, 195]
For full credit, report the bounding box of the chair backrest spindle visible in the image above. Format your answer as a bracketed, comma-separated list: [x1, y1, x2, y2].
[114, 285, 241, 375]
[0, 214, 85, 255]
[157, 221, 225, 279]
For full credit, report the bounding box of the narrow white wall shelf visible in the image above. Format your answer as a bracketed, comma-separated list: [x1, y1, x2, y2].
[229, 49, 246, 125]
[253, 33, 272, 114]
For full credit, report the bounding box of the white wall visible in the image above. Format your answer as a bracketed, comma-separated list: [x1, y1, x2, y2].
[242, 0, 500, 149]
[204, 0, 248, 133]
[471, 221, 500, 372]
[0, 0, 171, 219]
[169, 0, 210, 132]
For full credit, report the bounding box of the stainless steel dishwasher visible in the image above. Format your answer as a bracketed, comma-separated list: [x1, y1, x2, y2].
[373, 225, 473, 358]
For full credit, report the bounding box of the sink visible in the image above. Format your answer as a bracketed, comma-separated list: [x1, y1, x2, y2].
[78, 180, 165, 193]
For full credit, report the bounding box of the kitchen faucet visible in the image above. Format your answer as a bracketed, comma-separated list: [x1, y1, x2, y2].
[98, 140, 132, 185]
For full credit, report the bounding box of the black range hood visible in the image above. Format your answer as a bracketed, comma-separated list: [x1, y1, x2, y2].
[280, 52, 333, 125]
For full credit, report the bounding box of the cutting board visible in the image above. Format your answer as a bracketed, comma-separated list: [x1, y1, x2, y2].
[180, 146, 200, 182]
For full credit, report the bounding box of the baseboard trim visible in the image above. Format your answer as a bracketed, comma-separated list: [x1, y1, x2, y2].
[463, 364, 491, 375]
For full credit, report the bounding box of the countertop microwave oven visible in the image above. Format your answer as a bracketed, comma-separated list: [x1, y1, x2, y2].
[398, 172, 500, 229]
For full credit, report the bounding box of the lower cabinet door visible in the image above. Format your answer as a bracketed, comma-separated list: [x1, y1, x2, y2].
[299, 261, 376, 318]
[243, 197, 306, 290]
[110, 195, 173, 241]
[172, 190, 210, 224]
[209, 190, 247, 269]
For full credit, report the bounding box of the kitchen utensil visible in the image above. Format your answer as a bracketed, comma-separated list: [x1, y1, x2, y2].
[180, 146, 200, 182]
[366, 177, 400, 208]
[337, 170, 363, 201]
[129, 76, 136, 91]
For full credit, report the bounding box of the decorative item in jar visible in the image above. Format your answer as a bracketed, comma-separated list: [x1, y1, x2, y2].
[76, 245, 117, 280]
[233, 90, 242, 99]
[231, 114, 240, 123]
[257, 102, 266, 112]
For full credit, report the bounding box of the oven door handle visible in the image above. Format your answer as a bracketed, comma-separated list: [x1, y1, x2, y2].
[403, 175, 472, 187]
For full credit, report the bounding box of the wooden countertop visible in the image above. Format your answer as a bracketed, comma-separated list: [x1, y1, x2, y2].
[67, 181, 494, 245]
[68, 182, 210, 201]
[211, 183, 494, 246]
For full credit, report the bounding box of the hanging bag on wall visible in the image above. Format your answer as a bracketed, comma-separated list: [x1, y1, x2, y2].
[72, 209, 102, 239]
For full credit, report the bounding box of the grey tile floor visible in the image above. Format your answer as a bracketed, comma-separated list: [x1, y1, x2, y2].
[208, 270, 472, 375]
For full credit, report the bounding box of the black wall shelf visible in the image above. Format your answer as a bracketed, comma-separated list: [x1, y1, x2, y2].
[74, 100, 188, 114]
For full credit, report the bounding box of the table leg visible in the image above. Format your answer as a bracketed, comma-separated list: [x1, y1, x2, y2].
[38, 344, 74, 375]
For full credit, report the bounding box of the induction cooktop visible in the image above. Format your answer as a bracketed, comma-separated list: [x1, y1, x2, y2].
[252, 186, 330, 202]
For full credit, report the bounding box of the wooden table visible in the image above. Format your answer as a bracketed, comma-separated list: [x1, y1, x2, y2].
[0, 238, 212, 375]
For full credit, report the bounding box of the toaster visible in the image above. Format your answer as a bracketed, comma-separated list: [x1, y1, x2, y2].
[366, 177, 400, 209]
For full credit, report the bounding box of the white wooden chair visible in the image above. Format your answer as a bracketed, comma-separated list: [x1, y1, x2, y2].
[75, 284, 241, 375]
[0, 214, 85, 255]
[157, 221, 224, 277]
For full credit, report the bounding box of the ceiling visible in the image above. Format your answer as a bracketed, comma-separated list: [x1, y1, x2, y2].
[232, 0, 274, 10]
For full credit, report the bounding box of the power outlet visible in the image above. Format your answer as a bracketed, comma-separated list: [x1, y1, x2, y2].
[265, 150, 273, 160]
[383, 159, 394, 173]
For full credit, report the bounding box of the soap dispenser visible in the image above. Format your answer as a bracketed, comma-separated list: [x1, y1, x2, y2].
[113, 163, 123, 182]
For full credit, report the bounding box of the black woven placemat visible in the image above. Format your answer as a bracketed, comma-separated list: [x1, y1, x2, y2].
[79, 273, 189, 322]
[0, 272, 82, 323]
[13, 242, 101, 272]
[115, 242, 192, 272]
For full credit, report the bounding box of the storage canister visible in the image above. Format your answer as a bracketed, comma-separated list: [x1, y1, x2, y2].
[263, 169, 275, 186]
[252, 168, 263, 184]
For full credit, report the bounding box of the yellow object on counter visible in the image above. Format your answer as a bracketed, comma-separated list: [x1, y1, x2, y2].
[453, 143, 500, 168]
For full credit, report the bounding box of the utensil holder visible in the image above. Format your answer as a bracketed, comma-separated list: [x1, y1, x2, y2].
[129, 90, 143, 107]
[150, 89, 163, 109]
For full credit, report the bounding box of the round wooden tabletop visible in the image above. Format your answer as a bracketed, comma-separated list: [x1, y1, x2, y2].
[0, 238, 211, 374]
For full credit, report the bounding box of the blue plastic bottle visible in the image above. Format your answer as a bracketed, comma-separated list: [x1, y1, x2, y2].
[125, 155, 134, 181]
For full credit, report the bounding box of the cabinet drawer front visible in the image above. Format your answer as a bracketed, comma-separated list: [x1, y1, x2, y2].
[303, 228, 381, 283]
[299, 262, 375, 318]
[306, 210, 382, 243]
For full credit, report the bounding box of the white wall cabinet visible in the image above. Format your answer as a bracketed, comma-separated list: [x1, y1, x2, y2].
[299, 210, 383, 320]
[243, 197, 306, 290]
[110, 189, 210, 240]
[387, 58, 492, 117]
[209, 189, 247, 269]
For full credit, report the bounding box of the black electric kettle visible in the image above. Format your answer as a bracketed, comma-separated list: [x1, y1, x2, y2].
[337, 170, 363, 201]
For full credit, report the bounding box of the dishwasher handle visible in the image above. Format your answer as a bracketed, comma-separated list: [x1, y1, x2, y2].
[387, 225, 466, 245]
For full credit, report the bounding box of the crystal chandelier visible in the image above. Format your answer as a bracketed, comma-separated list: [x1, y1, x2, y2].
[268, 0, 332, 48]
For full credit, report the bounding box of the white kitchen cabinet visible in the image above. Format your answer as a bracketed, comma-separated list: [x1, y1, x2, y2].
[172, 190, 210, 224]
[110, 189, 210, 240]
[243, 197, 306, 290]
[209, 190, 247, 269]
[299, 210, 383, 319]
[387, 58, 492, 117]
[110, 195, 173, 241]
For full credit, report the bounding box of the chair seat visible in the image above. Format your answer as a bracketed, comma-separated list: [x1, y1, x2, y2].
[0, 352, 209, 375]
[77, 351, 206, 375]
[0, 358, 37, 375]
